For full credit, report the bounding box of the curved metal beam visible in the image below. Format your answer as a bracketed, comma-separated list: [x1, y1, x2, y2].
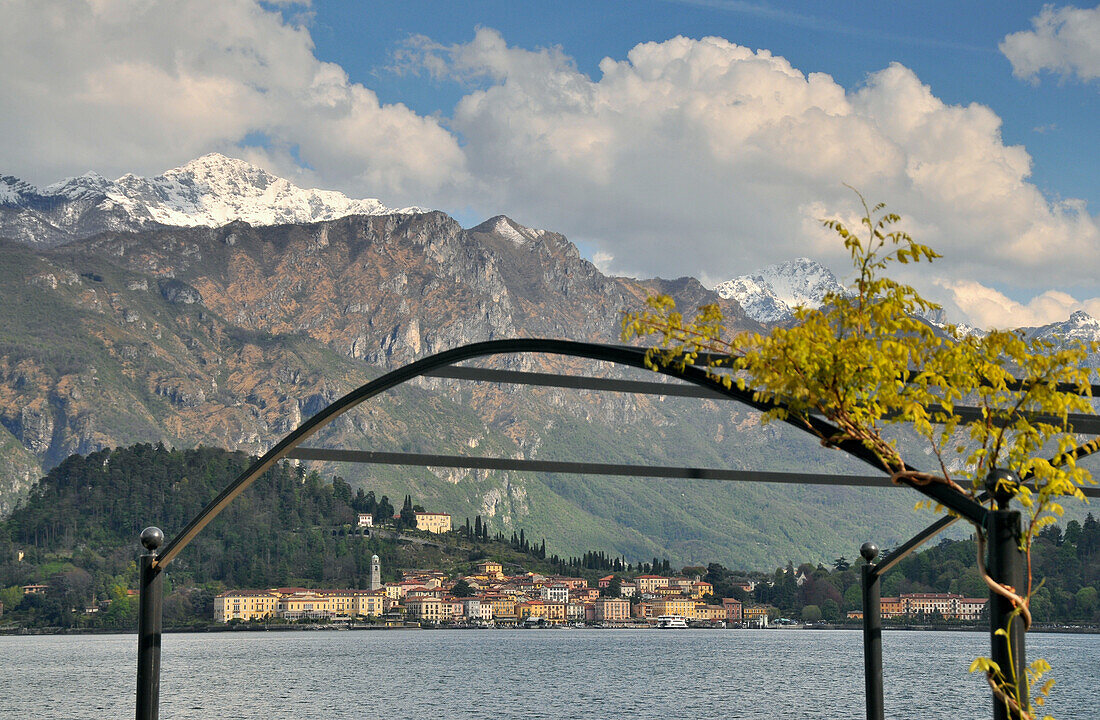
[869, 430, 1100, 578]
[155, 338, 986, 569]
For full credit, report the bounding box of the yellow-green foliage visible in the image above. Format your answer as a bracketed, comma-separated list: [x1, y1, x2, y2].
[623, 191, 1097, 719]
[623, 191, 1096, 531]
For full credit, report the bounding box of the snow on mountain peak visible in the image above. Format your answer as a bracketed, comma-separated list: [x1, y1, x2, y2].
[487, 215, 546, 245]
[715, 257, 845, 323]
[4, 154, 426, 232]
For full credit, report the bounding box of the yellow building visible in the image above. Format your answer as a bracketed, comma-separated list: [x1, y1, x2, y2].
[634, 575, 670, 594]
[651, 598, 696, 619]
[743, 605, 769, 625]
[414, 512, 452, 534]
[476, 560, 504, 579]
[405, 596, 445, 623]
[351, 591, 387, 618]
[215, 590, 278, 622]
[216, 588, 387, 622]
[694, 604, 726, 622]
[488, 596, 517, 621]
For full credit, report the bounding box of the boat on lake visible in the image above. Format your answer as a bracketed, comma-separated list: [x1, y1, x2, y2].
[656, 615, 688, 628]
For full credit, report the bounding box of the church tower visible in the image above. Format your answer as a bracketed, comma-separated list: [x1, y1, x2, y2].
[371, 554, 381, 591]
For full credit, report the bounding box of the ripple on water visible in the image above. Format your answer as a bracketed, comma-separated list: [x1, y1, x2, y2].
[2, 629, 1097, 719]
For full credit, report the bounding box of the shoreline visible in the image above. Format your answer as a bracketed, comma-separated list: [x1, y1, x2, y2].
[4, 622, 1098, 636]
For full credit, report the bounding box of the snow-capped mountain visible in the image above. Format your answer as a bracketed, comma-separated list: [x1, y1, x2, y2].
[714, 257, 846, 323]
[0, 153, 424, 247]
[1027, 310, 1100, 345]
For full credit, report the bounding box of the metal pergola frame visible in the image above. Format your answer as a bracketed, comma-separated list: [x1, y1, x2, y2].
[134, 338, 1098, 720]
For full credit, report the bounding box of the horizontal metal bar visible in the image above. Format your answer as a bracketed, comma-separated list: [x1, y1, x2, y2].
[288, 447, 1100, 499]
[286, 447, 894, 487]
[423, 365, 729, 399]
[429, 366, 1100, 434]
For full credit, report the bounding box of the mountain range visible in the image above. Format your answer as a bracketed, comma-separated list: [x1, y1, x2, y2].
[1, 155, 1095, 569]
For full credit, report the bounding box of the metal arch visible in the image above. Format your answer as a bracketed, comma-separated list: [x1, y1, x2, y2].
[155, 337, 987, 569]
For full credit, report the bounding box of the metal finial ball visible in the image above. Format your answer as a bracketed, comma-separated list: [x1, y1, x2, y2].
[140, 526, 164, 551]
[985, 468, 1020, 509]
[860, 541, 879, 562]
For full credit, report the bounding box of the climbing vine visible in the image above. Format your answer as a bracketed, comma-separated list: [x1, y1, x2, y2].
[622, 191, 1097, 719]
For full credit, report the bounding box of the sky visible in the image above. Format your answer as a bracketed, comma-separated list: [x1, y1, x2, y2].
[2, 1, 1099, 329]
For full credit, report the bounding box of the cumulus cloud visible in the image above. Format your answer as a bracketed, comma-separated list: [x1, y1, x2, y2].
[3, 7, 1099, 330]
[404, 30, 1100, 307]
[934, 279, 1100, 330]
[1001, 4, 1100, 82]
[0, 0, 466, 206]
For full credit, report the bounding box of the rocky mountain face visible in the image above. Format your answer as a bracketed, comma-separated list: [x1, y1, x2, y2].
[0, 157, 966, 567]
[714, 257, 846, 323]
[0, 154, 421, 249]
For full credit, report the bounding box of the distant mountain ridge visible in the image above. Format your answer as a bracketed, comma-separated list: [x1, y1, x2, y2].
[714, 257, 846, 323]
[0, 153, 1057, 569]
[0, 153, 424, 248]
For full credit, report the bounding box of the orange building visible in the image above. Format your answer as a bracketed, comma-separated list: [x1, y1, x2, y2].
[594, 597, 631, 622]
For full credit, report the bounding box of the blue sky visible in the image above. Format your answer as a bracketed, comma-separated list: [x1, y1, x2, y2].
[311, 0, 1099, 209]
[2, 1, 1099, 328]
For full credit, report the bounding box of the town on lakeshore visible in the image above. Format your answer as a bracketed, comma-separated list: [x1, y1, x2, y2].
[215, 550, 988, 629]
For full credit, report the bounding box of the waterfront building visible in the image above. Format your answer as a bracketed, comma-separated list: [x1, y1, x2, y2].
[568, 601, 588, 621]
[352, 591, 386, 618]
[880, 597, 904, 617]
[722, 597, 743, 621]
[651, 598, 696, 620]
[695, 604, 726, 622]
[405, 596, 444, 623]
[743, 605, 769, 627]
[957, 597, 988, 621]
[619, 582, 637, 598]
[461, 598, 486, 621]
[488, 596, 517, 621]
[594, 597, 631, 622]
[215, 590, 278, 622]
[414, 512, 452, 534]
[897, 592, 988, 621]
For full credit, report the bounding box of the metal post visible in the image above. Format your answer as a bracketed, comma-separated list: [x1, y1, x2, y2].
[860, 542, 884, 720]
[136, 527, 164, 720]
[986, 470, 1027, 720]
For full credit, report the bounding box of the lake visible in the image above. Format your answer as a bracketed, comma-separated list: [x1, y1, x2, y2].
[3, 629, 1098, 719]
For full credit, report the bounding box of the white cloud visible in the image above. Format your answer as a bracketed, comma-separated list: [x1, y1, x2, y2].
[0, 0, 466, 207]
[3, 9, 1099, 330]
[406, 30, 1100, 299]
[1001, 4, 1100, 82]
[934, 279, 1100, 330]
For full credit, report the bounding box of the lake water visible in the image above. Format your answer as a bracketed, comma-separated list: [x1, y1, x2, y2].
[3, 629, 1098, 719]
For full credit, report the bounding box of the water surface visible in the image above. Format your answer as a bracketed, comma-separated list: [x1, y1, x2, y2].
[4, 629, 1097, 719]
